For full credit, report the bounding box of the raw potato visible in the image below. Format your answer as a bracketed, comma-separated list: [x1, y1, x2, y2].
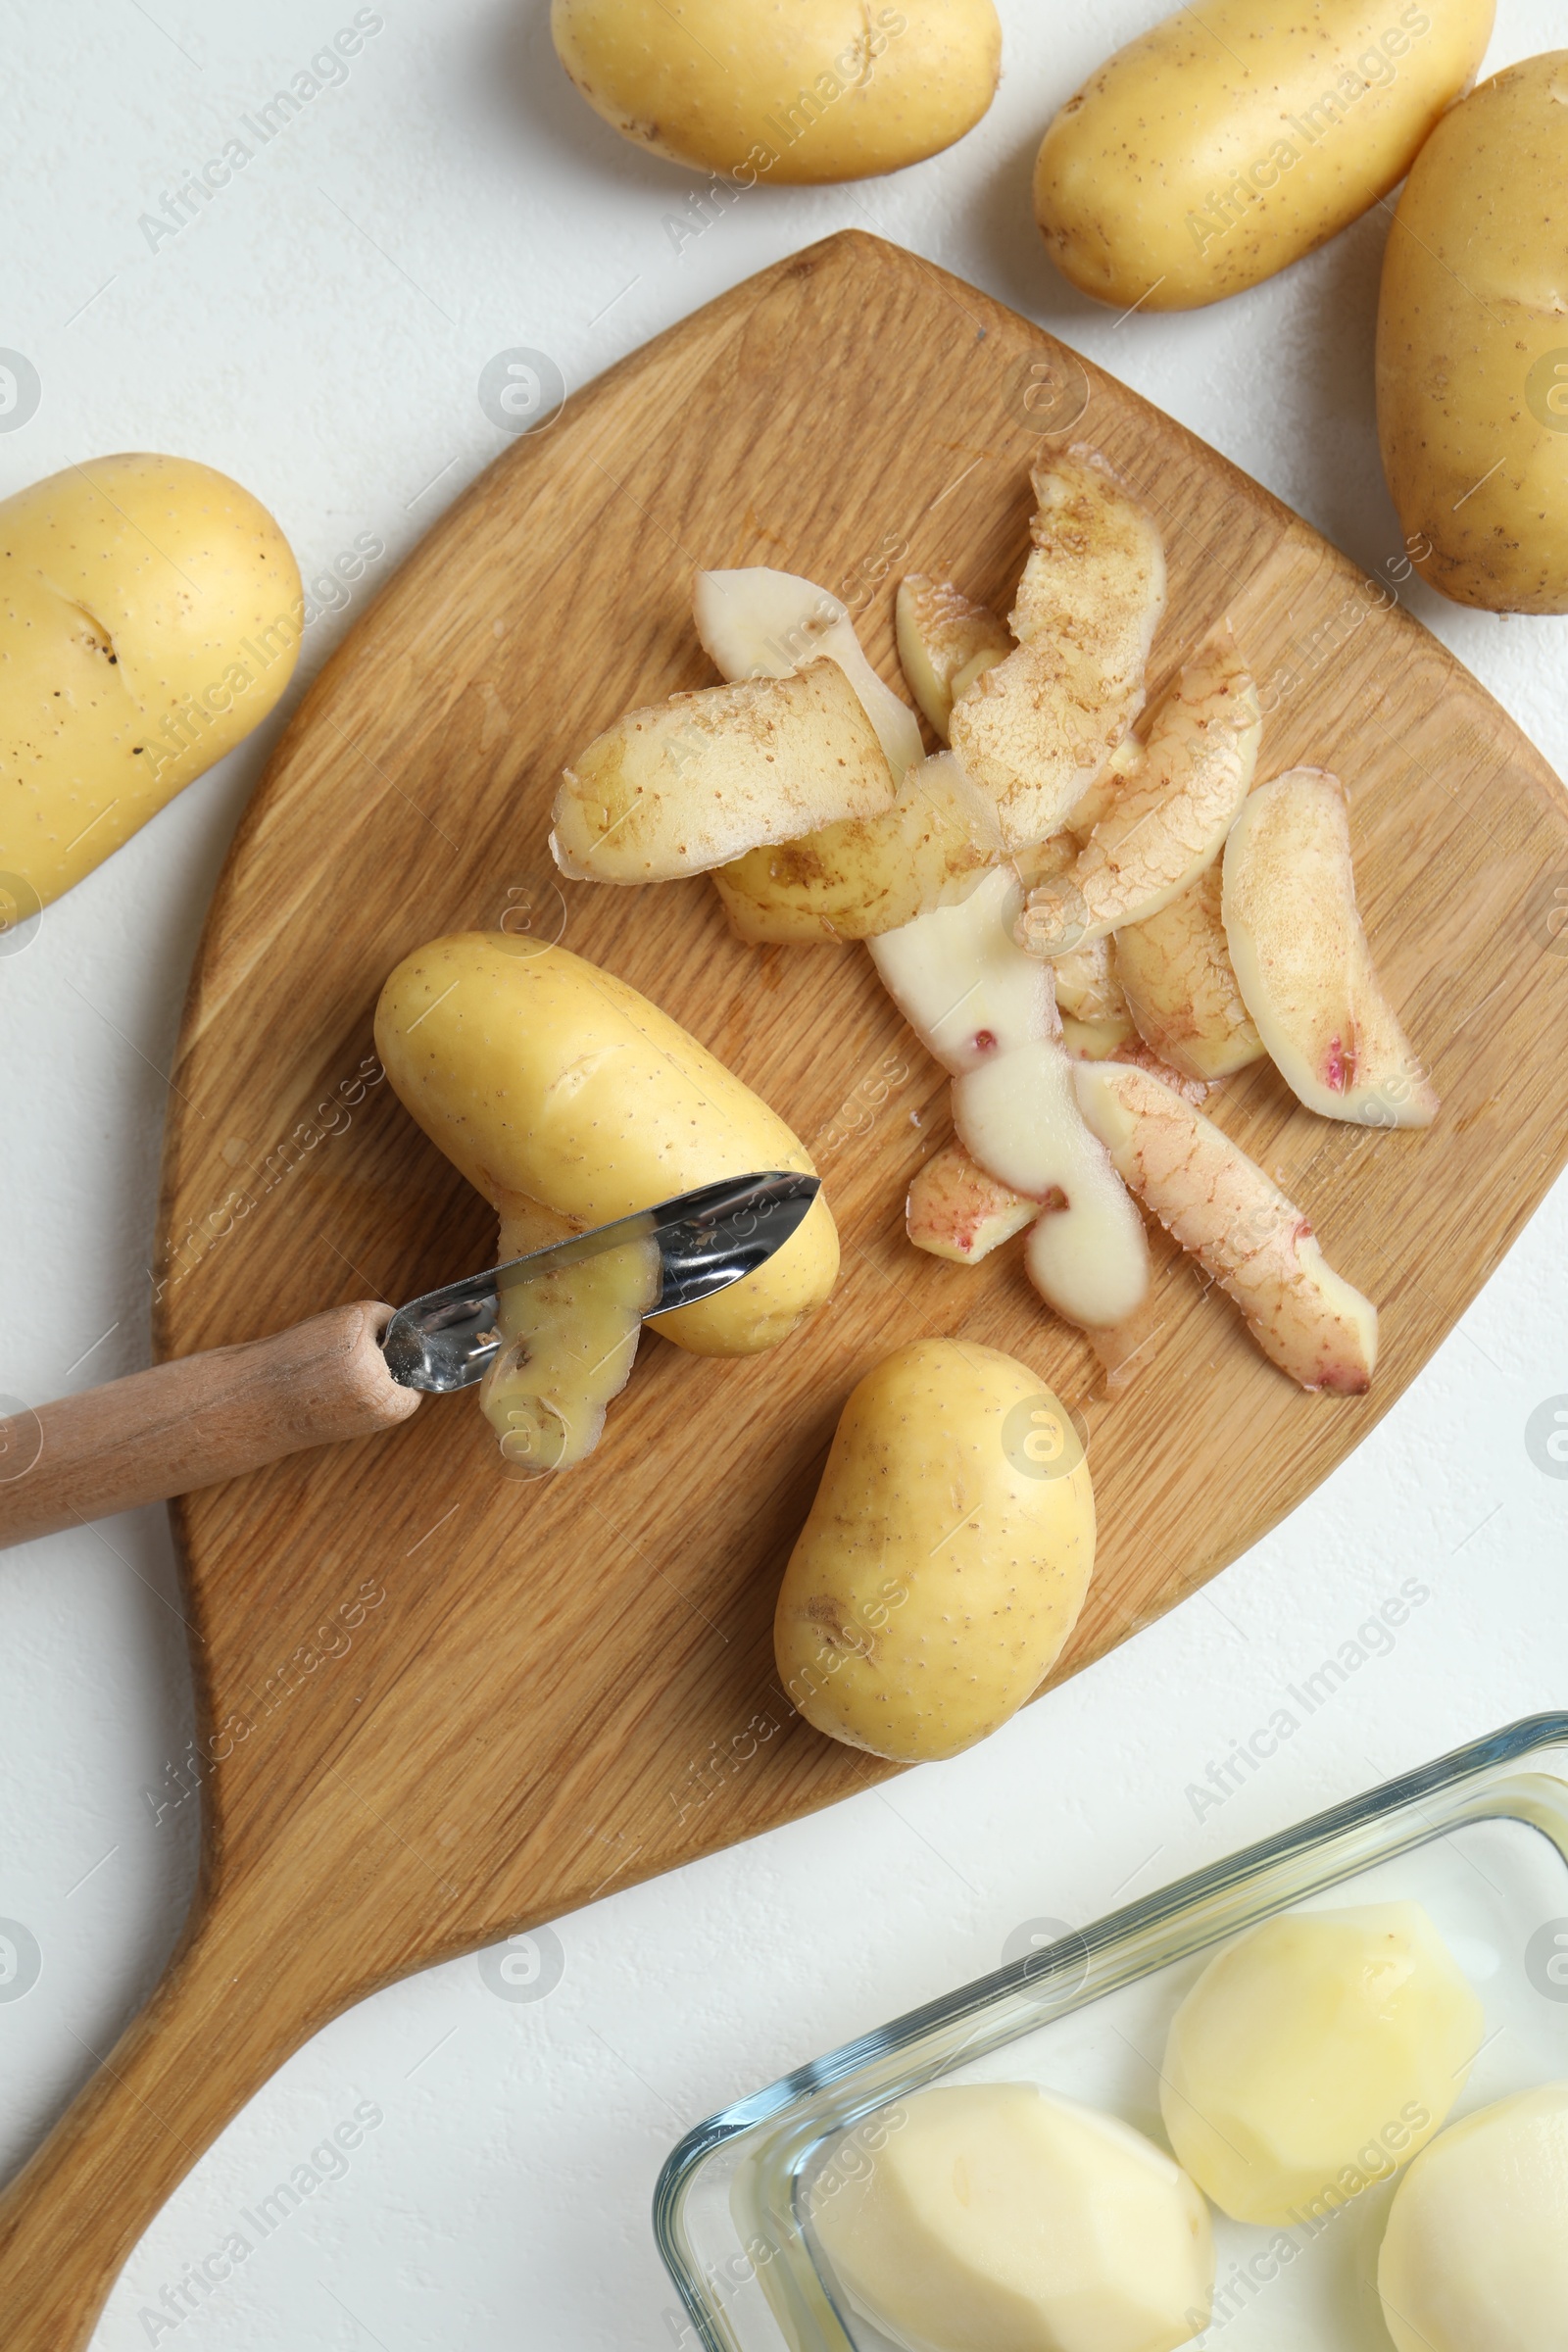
[1377, 51, 1568, 613]
[1074, 1057, 1378, 1391]
[479, 1233, 661, 1473]
[895, 574, 1011, 742]
[1161, 1904, 1483, 2228]
[811, 2083, 1213, 2352]
[551, 658, 895, 882]
[774, 1339, 1094, 1763]
[1222, 767, 1438, 1127]
[374, 933, 838, 1356]
[710, 751, 1002, 943]
[906, 1141, 1037, 1264]
[1378, 2082, 1568, 2352]
[1016, 632, 1262, 952]
[949, 449, 1166, 849]
[550, 0, 1003, 185]
[0, 453, 303, 912]
[1034, 0, 1495, 311]
[695, 565, 922, 779]
[1114, 866, 1265, 1084]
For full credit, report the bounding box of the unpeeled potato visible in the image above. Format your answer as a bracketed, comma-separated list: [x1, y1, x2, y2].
[0, 453, 302, 913]
[550, 0, 1002, 185]
[1377, 50, 1568, 612]
[375, 932, 838, 1356]
[775, 1339, 1095, 1762]
[1034, 0, 1494, 311]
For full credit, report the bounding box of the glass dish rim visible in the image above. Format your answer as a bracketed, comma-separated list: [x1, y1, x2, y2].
[652, 1708, 1568, 2344]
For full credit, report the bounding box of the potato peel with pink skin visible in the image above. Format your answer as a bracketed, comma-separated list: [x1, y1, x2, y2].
[906, 1140, 1040, 1264]
[1221, 766, 1438, 1128]
[1102, 1038, 1212, 1106]
[1113, 863, 1264, 1084]
[1073, 1058, 1377, 1393]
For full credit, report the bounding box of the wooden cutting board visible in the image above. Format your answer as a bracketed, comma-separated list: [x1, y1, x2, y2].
[4, 229, 1565, 2343]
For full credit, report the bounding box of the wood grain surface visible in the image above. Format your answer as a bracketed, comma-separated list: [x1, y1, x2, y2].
[3, 229, 1565, 2345]
[0, 1300, 416, 1546]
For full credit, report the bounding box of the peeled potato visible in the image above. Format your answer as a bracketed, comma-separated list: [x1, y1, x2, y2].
[812, 2083, 1213, 2352]
[375, 933, 838, 1356]
[774, 1339, 1095, 1762]
[0, 453, 302, 913]
[1378, 2082, 1568, 2352]
[551, 1, 1002, 185]
[1160, 1903, 1484, 2227]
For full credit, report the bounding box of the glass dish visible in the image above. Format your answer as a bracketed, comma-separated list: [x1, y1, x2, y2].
[654, 1713, 1568, 2352]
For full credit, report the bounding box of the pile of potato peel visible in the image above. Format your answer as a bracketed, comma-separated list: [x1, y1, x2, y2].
[552, 443, 1434, 1405]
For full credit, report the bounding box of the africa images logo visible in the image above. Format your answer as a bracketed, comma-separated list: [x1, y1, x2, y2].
[1525, 1396, 1568, 1479]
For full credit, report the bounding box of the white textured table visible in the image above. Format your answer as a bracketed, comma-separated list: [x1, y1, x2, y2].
[1, 3, 1564, 2344]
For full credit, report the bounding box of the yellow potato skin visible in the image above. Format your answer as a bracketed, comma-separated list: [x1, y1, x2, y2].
[374, 932, 838, 1356]
[550, 0, 1001, 185]
[0, 453, 302, 909]
[1377, 52, 1568, 613]
[775, 1340, 1095, 1763]
[1033, 0, 1494, 312]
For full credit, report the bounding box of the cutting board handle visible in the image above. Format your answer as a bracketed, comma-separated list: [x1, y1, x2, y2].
[0, 1301, 420, 1550]
[0, 1891, 341, 2346]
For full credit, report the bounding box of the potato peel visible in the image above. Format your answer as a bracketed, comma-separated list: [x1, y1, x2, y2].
[949, 447, 1166, 849]
[1016, 630, 1261, 952]
[1114, 864, 1264, 1084]
[552, 658, 895, 882]
[895, 574, 1010, 742]
[1074, 1057, 1378, 1393]
[1222, 766, 1439, 1128]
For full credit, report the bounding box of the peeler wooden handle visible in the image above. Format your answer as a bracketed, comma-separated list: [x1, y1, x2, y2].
[0, 1301, 421, 1551]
